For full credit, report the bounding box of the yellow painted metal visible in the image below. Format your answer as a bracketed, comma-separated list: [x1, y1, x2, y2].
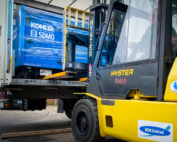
[10, 57, 12, 70]
[107, 13, 115, 35]
[62, 6, 89, 70]
[75, 10, 78, 27]
[78, 93, 177, 142]
[43, 71, 77, 80]
[74, 93, 98, 99]
[127, 89, 157, 99]
[43, 72, 67, 80]
[107, 22, 110, 34]
[66, 7, 89, 13]
[82, 12, 85, 28]
[112, 13, 114, 35]
[133, 95, 141, 100]
[68, 7, 71, 25]
[76, 77, 87, 82]
[164, 58, 177, 102]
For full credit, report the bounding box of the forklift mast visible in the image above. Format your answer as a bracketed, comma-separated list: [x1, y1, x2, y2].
[88, 0, 108, 77]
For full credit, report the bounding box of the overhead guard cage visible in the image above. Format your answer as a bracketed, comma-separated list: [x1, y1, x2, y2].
[62, 7, 89, 70]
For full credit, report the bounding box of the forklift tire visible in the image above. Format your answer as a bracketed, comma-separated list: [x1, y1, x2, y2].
[71, 99, 105, 142]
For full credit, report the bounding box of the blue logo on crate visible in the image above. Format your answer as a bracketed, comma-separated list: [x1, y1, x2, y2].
[140, 126, 171, 137]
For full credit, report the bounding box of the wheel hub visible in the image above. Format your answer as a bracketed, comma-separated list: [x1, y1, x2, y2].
[76, 111, 88, 135]
[80, 116, 87, 128]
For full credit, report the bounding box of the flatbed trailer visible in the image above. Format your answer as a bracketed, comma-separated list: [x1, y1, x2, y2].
[2, 78, 87, 98]
[0, 0, 89, 114]
[0, 78, 87, 110]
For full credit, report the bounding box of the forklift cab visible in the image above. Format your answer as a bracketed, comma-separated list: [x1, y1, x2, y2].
[87, 0, 177, 101]
[72, 1, 177, 142]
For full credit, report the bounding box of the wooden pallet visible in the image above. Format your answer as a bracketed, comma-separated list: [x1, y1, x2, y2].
[1, 128, 72, 139]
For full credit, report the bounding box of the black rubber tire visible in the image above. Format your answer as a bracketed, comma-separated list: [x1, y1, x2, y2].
[65, 100, 72, 119]
[71, 99, 105, 142]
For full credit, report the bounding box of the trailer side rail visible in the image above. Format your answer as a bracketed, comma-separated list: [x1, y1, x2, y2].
[10, 79, 87, 87]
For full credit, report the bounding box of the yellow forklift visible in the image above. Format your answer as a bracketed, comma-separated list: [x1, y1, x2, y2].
[71, 0, 177, 141]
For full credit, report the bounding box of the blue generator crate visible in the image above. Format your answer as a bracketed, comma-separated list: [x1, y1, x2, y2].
[13, 6, 89, 75]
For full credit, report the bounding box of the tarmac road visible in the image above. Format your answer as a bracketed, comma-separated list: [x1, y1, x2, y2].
[0, 106, 125, 142]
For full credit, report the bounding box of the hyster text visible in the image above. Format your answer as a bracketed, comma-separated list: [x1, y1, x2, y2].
[111, 69, 134, 76]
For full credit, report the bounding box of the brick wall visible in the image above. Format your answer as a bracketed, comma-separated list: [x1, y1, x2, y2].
[47, 99, 58, 106]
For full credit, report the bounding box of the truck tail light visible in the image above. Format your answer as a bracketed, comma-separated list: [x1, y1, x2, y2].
[0, 92, 6, 99]
[89, 64, 92, 77]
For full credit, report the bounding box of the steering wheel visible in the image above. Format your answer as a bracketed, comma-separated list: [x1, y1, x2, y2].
[128, 44, 147, 62]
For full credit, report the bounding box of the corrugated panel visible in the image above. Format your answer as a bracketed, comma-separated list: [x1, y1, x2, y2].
[50, 0, 74, 8]
[34, 0, 111, 11]
[33, 0, 49, 4]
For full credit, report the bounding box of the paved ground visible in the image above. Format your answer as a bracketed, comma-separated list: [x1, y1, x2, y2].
[0, 106, 125, 142]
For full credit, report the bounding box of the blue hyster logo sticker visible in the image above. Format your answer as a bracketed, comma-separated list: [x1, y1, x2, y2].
[170, 81, 177, 93]
[174, 82, 177, 90]
[140, 126, 171, 137]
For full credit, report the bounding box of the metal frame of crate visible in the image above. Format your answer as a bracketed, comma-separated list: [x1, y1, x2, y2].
[62, 7, 89, 71]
